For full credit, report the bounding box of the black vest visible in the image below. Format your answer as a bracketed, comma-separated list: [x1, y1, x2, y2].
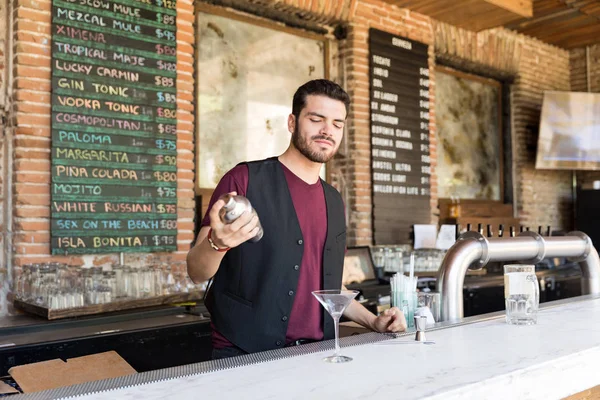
[205, 158, 346, 353]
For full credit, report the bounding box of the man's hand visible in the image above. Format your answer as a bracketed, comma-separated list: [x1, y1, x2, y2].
[187, 191, 261, 283]
[372, 307, 407, 333]
[209, 191, 261, 249]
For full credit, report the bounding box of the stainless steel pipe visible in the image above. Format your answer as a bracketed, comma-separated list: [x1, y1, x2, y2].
[437, 231, 600, 322]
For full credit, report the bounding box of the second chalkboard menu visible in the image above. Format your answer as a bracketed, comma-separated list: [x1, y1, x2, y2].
[50, 0, 178, 254]
[369, 28, 431, 245]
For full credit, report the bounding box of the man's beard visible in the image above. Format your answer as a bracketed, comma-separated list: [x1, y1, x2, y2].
[291, 124, 336, 163]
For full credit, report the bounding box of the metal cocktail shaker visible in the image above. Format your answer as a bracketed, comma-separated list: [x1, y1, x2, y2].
[218, 194, 264, 242]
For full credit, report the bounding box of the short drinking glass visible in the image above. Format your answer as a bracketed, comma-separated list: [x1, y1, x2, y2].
[504, 264, 539, 325]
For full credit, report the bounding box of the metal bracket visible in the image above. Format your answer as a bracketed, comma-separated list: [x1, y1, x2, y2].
[457, 231, 489, 270]
[566, 231, 592, 263]
[517, 231, 546, 264]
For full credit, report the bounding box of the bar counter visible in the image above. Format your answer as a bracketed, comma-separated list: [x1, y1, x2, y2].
[13, 295, 600, 399]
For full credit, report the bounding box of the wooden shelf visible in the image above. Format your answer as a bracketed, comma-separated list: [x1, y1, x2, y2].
[14, 291, 204, 320]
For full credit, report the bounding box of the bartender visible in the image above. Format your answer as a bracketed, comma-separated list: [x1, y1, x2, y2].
[187, 79, 406, 360]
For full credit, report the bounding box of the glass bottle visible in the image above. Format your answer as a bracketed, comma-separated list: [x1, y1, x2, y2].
[121, 266, 131, 299]
[128, 267, 140, 299]
[15, 265, 31, 300]
[151, 265, 162, 297]
[82, 268, 95, 305]
[112, 264, 125, 298]
[162, 265, 174, 295]
[91, 267, 103, 292]
[139, 266, 152, 298]
[384, 248, 396, 273]
[29, 264, 41, 304]
[37, 264, 54, 307]
[102, 271, 117, 301]
[55, 263, 70, 292]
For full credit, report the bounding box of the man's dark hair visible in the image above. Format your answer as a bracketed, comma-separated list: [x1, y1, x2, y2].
[292, 79, 350, 119]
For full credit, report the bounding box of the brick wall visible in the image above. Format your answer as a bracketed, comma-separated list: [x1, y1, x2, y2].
[514, 38, 572, 230]
[3, 0, 196, 314]
[1, 0, 8, 315]
[570, 45, 600, 186]
[1, 0, 6, 108]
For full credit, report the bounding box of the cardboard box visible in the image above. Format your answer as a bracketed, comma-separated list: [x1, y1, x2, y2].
[0, 381, 20, 395]
[4, 351, 136, 394]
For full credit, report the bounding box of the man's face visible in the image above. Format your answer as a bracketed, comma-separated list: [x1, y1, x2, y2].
[290, 94, 346, 163]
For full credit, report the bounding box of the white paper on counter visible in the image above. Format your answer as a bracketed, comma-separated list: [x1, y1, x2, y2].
[413, 224, 437, 249]
[436, 224, 457, 250]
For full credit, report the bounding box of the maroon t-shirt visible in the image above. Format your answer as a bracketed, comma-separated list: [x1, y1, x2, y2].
[202, 161, 327, 349]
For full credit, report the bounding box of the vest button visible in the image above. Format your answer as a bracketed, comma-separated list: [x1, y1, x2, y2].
[293, 265, 300, 270]
[276, 340, 282, 346]
[282, 315, 288, 321]
[288, 290, 294, 296]
[297, 239, 303, 245]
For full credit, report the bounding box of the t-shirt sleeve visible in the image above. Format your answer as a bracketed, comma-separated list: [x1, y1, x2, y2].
[201, 164, 249, 227]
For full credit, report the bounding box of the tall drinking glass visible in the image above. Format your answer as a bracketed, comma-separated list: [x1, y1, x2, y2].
[504, 264, 539, 325]
[312, 289, 358, 363]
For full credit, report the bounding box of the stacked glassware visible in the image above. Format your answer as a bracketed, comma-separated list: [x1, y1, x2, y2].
[409, 249, 447, 272]
[14, 262, 207, 310]
[371, 246, 404, 273]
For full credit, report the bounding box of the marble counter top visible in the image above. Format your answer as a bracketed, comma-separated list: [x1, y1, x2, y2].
[34, 296, 600, 399]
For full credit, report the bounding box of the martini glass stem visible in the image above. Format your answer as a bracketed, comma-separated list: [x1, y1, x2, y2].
[333, 315, 341, 358]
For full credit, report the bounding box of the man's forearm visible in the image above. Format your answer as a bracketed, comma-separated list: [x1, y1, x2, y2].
[343, 299, 377, 331]
[186, 227, 226, 283]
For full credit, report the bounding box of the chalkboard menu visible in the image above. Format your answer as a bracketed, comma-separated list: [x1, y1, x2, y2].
[50, 0, 178, 254]
[369, 28, 431, 245]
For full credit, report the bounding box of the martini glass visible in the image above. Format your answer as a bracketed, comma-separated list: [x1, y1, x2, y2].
[312, 289, 359, 363]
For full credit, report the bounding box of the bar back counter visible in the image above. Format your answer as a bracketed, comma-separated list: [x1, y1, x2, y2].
[0, 306, 212, 377]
